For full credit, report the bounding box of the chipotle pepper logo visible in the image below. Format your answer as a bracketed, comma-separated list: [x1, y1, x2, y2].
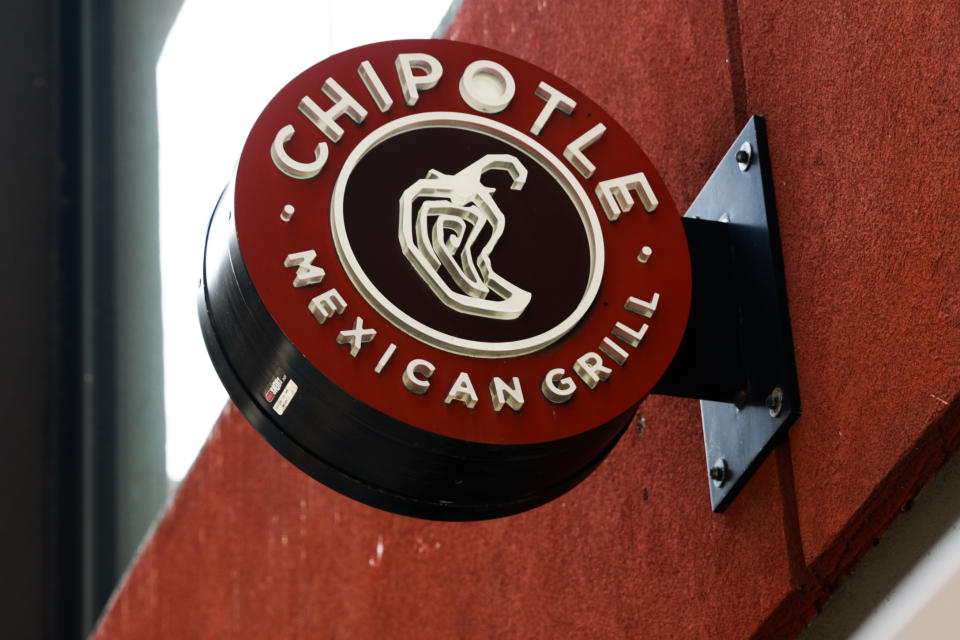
[398, 153, 532, 321]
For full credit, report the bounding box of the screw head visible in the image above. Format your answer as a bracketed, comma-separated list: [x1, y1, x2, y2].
[710, 458, 728, 487]
[635, 413, 646, 434]
[766, 387, 784, 418]
[736, 142, 753, 171]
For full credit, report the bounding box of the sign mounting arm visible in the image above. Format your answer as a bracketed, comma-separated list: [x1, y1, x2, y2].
[650, 115, 802, 513]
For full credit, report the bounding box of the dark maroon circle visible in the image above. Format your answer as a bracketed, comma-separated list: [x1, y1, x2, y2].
[341, 126, 592, 344]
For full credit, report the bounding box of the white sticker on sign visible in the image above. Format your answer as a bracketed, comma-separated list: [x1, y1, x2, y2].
[273, 379, 298, 415]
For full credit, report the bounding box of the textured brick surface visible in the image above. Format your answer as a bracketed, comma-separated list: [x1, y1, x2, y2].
[95, 1, 960, 638]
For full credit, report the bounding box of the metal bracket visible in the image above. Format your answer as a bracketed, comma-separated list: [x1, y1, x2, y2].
[651, 115, 801, 512]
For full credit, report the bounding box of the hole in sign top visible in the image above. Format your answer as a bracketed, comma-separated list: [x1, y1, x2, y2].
[199, 39, 692, 520]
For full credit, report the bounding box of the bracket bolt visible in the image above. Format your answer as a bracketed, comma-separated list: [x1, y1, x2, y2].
[710, 458, 728, 487]
[766, 387, 784, 418]
[736, 142, 753, 171]
[635, 413, 646, 434]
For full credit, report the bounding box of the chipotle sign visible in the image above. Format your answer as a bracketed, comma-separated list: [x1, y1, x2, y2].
[199, 40, 691, 519]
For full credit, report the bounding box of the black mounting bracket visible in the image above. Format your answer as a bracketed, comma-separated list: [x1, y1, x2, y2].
[651, 115, 801, 512]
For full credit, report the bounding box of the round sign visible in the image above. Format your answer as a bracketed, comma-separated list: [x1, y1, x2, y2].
[199, 39, 692, 520]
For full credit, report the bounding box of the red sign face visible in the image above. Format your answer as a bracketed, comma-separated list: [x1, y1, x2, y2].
[231, 39, 691, 447]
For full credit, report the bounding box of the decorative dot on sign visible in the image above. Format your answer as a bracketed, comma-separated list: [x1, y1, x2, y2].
[637, 246, 653, 263]
[281, 204, 295, 222]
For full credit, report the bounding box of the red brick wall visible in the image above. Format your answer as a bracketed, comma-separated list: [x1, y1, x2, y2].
[94, 1, 960, 638]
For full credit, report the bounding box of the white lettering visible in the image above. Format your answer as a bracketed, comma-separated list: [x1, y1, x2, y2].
[573, 352, 612, 389]
[402, 358, 435, 395]
[374, 343, 397, 374]
[530, 82, 576, 136]
[459, 60, 515, 114]
[298, 78, 368, 143]
[283, 250, 325, 287]
[270, 124, 328, 180]
[599, 337, 629, 366]
[395, 53, 443, 107]
[611, 321, 648, 347]
[563, 123, 606, 179]
[358, 60, 393, 112]
[596, 172, 659, 222]
[625, 293, 659, 318]
[445, 371, 479, 409]
[336, 316, 376, 357]
[308, 289, 347, 324]
[489, 376, 524, 412]
[541, 368, 576, 404]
